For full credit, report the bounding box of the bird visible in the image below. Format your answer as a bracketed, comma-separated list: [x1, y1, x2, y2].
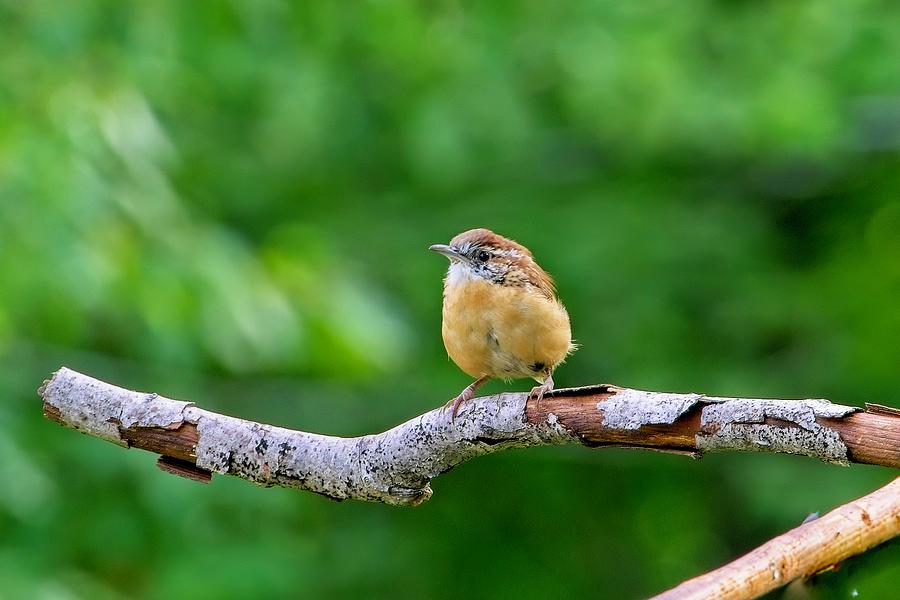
[430, 228, 575, 419]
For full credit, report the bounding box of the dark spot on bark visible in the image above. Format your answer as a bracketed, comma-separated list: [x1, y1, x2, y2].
[255, 438, 269, 454]
[861, 510, 872, 526]
[544, 384, 620, 398]
[475, 436, 506, 446]
[701, 422, 722, 435]
[277, 442, 296, 459]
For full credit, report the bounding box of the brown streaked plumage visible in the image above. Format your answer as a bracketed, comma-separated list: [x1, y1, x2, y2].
[430, 228, 575, 419]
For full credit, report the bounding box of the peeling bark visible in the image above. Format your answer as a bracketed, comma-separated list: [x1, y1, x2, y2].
[696, 398, 858, 465]
[40, 367, 900, 506]
[600, 389, 704, 430]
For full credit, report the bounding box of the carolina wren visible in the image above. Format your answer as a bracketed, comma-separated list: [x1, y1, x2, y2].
[430, 228, 575, 419]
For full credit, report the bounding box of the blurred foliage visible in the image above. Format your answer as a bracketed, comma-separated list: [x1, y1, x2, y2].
[1, 1, 900, 598]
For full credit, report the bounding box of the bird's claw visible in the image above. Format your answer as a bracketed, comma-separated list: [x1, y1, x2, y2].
[528, 376, 555, 405]
[443, 376, 489, 422]
[444, 387, 475, 422]
[444, 392, 470, 421]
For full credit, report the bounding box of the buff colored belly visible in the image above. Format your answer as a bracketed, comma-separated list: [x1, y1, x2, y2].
[441, 278, 572, 381]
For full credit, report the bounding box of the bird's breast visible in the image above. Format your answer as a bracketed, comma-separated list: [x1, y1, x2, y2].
[441, 278, 572, 381]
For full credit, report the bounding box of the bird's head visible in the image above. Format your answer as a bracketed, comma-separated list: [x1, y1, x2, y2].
[429, 228, 555, 296]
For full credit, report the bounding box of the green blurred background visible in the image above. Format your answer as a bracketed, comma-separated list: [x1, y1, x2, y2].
[2, 1, 900, 598]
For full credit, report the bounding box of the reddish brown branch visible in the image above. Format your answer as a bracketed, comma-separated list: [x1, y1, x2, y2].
[527, 390, 900, 468]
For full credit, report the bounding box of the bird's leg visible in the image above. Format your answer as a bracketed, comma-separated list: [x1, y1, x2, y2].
[528, 373, 555, 404]
[445, 376, 490, 421]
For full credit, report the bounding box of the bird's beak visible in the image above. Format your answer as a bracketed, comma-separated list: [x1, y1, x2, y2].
[429, 244, 465, 262]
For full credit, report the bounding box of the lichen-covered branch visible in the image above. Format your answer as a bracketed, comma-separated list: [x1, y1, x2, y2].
[39, 368, 900, 506]
[652, 476, 900, 600]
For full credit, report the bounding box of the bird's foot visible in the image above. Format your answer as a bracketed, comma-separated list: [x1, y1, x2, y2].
[444, 376, 489, 421]
[528, 374, 555, 404]
[445, 388, 475, 421]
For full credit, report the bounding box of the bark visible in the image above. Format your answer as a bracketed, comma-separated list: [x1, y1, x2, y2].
[652, 477, 900, 600]
[40, 367, 900, 507]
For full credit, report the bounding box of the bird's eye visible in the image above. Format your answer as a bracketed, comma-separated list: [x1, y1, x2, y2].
[476, 250, 490, 262]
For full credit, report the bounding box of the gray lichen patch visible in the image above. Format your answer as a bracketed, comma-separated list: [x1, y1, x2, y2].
[697, 398, 859, 465]
[600, 389, 703, 430]
[120, 393, 193, 429]
[42, 368, 195, 445]
[701, 398, 857, 430]
[349, 392, 576, 505]
[543, 412, 573, 439]
[41, 368, 135, 446]
[185, 399, 447, 504]
[190, 407, 349, 488]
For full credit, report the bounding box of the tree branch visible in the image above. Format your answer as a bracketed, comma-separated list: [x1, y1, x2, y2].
[652, 476, 900, 600]
[39, 367, 900, 507]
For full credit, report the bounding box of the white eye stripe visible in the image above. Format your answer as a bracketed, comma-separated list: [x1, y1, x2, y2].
[493, 249, 522, 258]
[454, 242, 526, 264]
[451, 244, 522, 260]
